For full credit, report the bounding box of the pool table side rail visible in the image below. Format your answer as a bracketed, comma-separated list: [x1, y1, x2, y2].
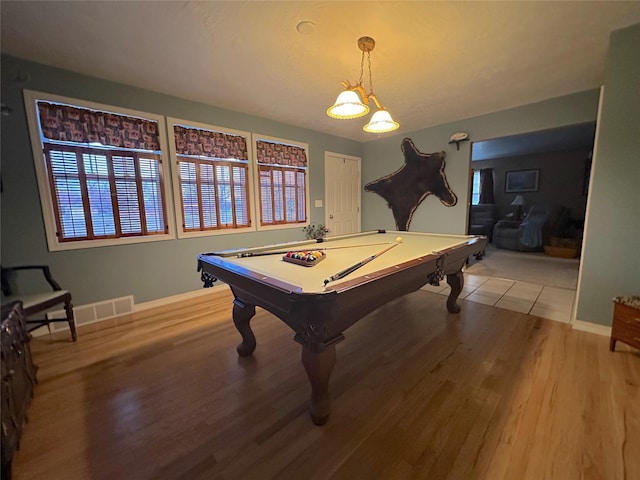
[198, 254, 303, 294]
[326, 252, 443, 292]
[439, 236, 487, 274]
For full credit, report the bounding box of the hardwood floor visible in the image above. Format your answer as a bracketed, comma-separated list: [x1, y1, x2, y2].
[11, 287, 640, 479]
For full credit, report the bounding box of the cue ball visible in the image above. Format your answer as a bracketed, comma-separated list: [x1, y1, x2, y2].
[396, 236, 403, 243]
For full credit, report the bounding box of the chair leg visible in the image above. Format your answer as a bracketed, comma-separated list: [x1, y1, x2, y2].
[64, 301, 77, 342]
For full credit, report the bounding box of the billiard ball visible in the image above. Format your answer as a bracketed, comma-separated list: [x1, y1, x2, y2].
[396, 236, 403, 243]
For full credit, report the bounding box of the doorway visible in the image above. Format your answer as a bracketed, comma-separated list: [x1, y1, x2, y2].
[468, 122, 595, 242]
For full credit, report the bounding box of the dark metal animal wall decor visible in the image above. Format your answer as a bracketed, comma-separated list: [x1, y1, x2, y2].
[364, 138, 457, 231]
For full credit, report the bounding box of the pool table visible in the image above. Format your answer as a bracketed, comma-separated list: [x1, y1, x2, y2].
[197, 230, 486, 425]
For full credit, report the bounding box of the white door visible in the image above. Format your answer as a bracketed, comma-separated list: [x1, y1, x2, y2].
[324, 152, 361, 236]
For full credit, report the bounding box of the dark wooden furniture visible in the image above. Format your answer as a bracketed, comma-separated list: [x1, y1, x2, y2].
[1, 265, 77, 341]
[610, 296, 640, 351]
[1, 301, 38, 479]
[197, 230, 486, 425]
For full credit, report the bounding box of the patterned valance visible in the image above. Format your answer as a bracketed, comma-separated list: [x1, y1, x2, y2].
[256, 140, 307, 167]
[173, 125, 247, 160]
[37, 102, 160, 151]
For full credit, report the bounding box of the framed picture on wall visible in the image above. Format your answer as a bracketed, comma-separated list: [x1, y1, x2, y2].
[505, 169, 539, 193]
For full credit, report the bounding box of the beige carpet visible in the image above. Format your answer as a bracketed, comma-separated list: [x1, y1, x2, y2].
[465, 244, 579, 290]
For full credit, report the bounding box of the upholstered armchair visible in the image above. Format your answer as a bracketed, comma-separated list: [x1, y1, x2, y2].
[469, 204, 498, 241]
[492, 205, 571, 252]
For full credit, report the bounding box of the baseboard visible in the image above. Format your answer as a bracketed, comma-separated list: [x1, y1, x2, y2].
[38, 295, 135, 336]
[572, 319, 611, 337]
[36, 285, 230, 337]
[135, 283, 230, 311]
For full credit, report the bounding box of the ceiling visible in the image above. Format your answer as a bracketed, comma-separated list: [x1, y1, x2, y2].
[2, 1, 639, 145]
[471, 122, 596, 161]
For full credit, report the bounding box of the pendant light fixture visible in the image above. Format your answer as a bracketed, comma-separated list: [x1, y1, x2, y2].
[327, 36, 399, 133]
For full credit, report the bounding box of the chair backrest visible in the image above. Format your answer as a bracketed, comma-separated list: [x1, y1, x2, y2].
[522, 204, 571, 242]
[470, 204, 498, 224]
[1, 266, 62, 301]
[523, 204, 552, 223]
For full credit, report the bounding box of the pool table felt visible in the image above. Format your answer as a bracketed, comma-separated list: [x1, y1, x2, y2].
[207, 231, 479, 293]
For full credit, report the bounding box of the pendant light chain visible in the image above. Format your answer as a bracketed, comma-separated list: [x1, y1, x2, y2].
[359, 50, 365, 89]
[367, 51, 373, 96]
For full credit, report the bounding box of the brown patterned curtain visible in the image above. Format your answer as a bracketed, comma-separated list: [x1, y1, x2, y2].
[37, 102, 160, 151]
[479, 168, 494, 204]
[256, 139, 307, 167]
[173, 125, 248, 160]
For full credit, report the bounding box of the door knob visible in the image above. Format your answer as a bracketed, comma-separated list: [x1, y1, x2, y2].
[329, 214, 334, 219]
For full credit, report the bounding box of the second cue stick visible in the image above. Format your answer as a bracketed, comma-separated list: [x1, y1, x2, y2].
[323, 242, 399, 286]
[235, 241, 391, 258]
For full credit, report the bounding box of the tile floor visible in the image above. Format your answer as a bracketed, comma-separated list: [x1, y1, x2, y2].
[421, 272, 576, 323]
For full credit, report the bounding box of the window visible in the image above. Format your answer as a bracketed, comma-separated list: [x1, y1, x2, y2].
[167, 119, 253, 238]
[471, 170, 481, 205]
[44, 144, 165, 240]
[254, 135, 309, 229]
[24, 91, 174, 251]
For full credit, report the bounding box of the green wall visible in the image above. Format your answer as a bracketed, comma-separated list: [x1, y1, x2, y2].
[0, 55, 362, 305]
[575, 24, 640, 325]
[2, 23, 637, 328]
[360, 91, 599, 234]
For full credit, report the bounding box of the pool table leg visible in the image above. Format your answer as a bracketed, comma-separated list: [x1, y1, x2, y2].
[446, 271, 464, 314]
[301, 344, 336, 426]
[232, 298, 257, 357]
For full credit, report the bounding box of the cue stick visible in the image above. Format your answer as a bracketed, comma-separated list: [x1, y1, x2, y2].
[235, 241, 392, 258]
[323, 242, 399, 286]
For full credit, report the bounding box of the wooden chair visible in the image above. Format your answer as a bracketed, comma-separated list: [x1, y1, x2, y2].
[0, 265, 77, 342]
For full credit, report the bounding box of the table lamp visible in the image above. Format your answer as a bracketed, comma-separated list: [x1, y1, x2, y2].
[511, 194, 525, 220]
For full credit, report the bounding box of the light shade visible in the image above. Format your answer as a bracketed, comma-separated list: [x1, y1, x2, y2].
[511, 194, 525, 206]
[326, 90, 369, 119]
[363, 109, 400, 133]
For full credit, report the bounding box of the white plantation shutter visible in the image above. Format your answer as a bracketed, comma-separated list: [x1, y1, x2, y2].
[233, 166, 248, 225]
[176, 157, 250, 231]
[180, 162, 200, 229]
[273, 169, 284, 222]
[84, 152, 115, 236]
[199, 163, 217, 229]
[113, 155, 142, 235]
[173, 124, 251, 232]
[256, 164, 307, 226]
[297, 171, 306, 221]
[259, 170, 274, 224]
[48, 149, 87, 238]
[255, 138, 308, 227]
[44, 144, 167, 242]
[216, 164, 233, 226]
[139, 158, 165, 232]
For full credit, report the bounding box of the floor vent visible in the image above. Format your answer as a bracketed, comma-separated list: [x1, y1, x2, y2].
[40, 295, 135, 335]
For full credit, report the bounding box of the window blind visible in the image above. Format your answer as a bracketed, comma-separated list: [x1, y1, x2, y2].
[44, 144, 167, 241]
